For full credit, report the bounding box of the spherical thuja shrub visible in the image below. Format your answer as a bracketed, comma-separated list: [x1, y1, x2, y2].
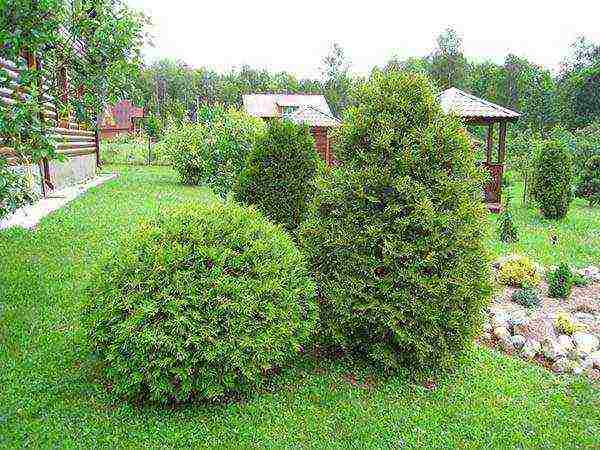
[531, 138, 573, 219]
[235, 120, 321, 232]
[575, 155, 600, 206]
[85, 201, 317, 404]
[298, 71, 492, 372]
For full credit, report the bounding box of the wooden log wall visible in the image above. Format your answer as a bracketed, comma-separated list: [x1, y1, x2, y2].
[0, 54, 99, 172]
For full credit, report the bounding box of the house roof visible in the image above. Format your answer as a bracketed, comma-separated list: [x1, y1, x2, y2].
[243, 94, 335, 120]
[289, 105, 341, 127]
[100, 100, 145, 130]
[439, 88, 520, 122]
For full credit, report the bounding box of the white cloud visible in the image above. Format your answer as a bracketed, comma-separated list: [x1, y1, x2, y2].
[127, 0, 600, 77]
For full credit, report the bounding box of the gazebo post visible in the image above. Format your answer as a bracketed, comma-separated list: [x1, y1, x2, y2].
[498, 121, 507, 164]
[485, 123, 494, 164]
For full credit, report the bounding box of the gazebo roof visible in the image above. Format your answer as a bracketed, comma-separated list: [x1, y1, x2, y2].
[439, 88, 520, 123]
[289, 105, 340, 127]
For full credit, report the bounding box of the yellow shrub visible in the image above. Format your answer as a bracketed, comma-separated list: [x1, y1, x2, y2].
[554, 313, 581, 335]
[498, 255, 542, 287]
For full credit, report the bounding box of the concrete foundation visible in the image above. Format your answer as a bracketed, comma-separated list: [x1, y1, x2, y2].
[48, 154, 97, 191]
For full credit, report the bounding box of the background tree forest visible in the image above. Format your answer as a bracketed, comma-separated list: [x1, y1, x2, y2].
[131, 28, 600, 204]
[134, 29, 600, 134]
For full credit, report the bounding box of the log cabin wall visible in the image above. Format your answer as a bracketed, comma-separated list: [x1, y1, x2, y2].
[0, 51, 99, 195]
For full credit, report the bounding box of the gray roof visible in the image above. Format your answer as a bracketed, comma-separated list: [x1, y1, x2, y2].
[243, 94, 335, 119]
[289, 105, 340, 127]
[439, 88, 520, 121]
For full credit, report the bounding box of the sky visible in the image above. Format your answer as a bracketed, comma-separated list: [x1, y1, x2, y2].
[127, 0, 600, 78]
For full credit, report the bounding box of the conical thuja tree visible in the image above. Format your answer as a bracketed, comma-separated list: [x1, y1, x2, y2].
[299, 71, 492, 372]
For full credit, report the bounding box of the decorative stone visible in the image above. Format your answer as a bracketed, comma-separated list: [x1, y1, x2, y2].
[577, 265, 600, 282]
[557, 334, 574, 353]
[551, 357, 572, 374]
[573, 312, 595, 325]
[499, 337, 514, 353]
[491, 313, 510, 330]
[481, 332, 492, 341]
[572, 365, 584, 376]
[572, 332, 600, 355]
[514, 317, 556, 342]
[582, 356, 594, 370]
[508, 309, 529, 326]
[494, 326, 511, 341]
[521, 339, 541, 359]
[511, 334, 526, 349]
[541, 338, 566, 361]
[588, 350, 600, 368]
[587, 368, 600, 382]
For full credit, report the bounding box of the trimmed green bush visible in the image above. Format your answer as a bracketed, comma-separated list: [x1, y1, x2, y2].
[299, 71, 492, 372]
[235, 120, 320, 232]
[162, 106, 265, 195]
[511, 286, 540, 309]
[575, 155, 600, 206]
[531, 138, 573, 219]
[547, 263, 574, 299]
[85, 201, 317, 404]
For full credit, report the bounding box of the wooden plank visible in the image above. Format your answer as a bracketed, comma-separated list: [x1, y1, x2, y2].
[57, 142, 97, 150]
[485, 124, 494, 164]
[57, 147, 97, 157]
[498, 122, 507, 164]
[51, 134, 95, 143]
[48, 127, 94, 137]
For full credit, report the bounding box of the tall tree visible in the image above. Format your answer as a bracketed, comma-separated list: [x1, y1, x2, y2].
[429, 27, 467, 90]
[558, 36, 600, 129]
[320, 42, 352, 117]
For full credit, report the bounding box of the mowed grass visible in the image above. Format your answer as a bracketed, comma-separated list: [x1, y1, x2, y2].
[487, 180, 600, 267]
[0, 165, 599, 448]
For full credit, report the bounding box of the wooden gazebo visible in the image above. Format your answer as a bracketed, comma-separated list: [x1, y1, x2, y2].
[439, 88, 520, 212]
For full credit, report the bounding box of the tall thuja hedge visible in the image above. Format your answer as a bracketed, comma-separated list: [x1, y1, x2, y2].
[531, 138, 573, 219]
[235, 120, 320, 232]
[299, 71, 492, 372]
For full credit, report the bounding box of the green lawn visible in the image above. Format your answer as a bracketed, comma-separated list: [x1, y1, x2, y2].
[488, 180, 600, 267]
[1, 165, 598, 448]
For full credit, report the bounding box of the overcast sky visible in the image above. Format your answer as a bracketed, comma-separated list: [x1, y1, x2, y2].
[127, 0, 600, 78]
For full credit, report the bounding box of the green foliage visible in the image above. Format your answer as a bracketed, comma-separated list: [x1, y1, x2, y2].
[575, 155, 600, 206]
[554, 313, 581, 335]
[429, 28, 467, 90]
[531, 137, 573, 219]
[162, 107, 265, 195]
[0, 158, 37, 218]
[497, 191, 518, 243]
[2, 166, 600, 448]
[498, 255, 542, 287]
[547, 263, 574, 299]
[0, 0, 147, 218]
[85, 200, 317, 404]
[235, 120, 320, 232]
[100, 135, 168, 166]
[572, 272, 589, 287]
[511, 286, 541, 309]
[299, 71, 492, 372]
